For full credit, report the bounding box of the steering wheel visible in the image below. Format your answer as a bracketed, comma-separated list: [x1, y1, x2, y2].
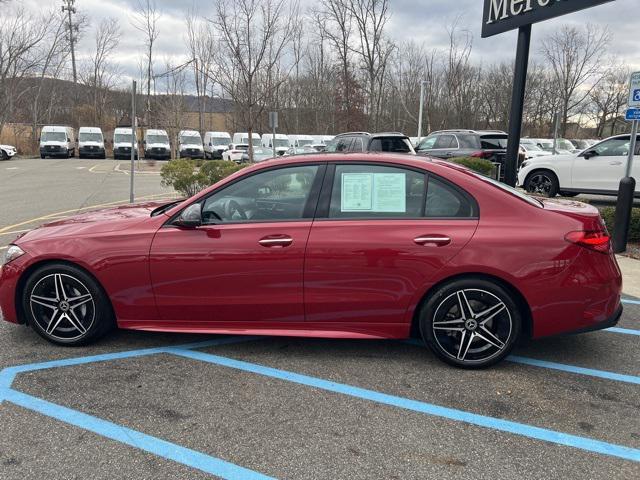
[224, 199, 247, 220]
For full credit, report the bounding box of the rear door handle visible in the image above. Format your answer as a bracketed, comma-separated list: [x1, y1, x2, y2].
[258, 235, 293, 247]
[610, 161, 622, 165]
[414, 235, 451, 246]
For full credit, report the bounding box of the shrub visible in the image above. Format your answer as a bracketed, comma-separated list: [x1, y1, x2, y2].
[448, 157, 495, 177]
[160, 159, 208, 197]
[598, 207, 640, 242]
[200, 160, 246, 185]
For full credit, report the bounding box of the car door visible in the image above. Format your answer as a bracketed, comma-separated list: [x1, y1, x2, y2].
[304, 163, 479, 332]
[571, 137, 631, 191]
[429, 134, 459, 159]
[149, 163, 324, 325]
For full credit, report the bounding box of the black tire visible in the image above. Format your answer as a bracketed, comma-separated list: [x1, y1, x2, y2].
[560, 191, 580, 197]
[22, 263, 115, 346]
[419, 277, 522, 369]
[524, 170, 559, 198]
[0, 150, 7, 160]
[40, 154, 46, 159]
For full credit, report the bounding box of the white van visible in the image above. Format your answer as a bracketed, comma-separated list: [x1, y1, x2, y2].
[40, 126, 75, 158]
[113, 127, 138, 160]
[178, 130, 204, 159]
[289, 134, 314, 148]
[203, 131, 232, 159]
[232, 132, 261, 147]
[143, 129, 171, 160]
[78, 127, 106, 159]
[261, 133, 290, 156]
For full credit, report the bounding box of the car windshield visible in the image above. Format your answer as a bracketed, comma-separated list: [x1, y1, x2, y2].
[557, 139, 575, 150]
[472, 172, 543, 208]
[369, 137, 414, 153]
[210, 137, 229, 145]
[114, 134, 134, 143]
[525, 144, 543, 151]
[41, 132, 67, 142]
[147, 134, 169, 144]
[273, 139, 290, 148]
[180, 136, 201, 145]
[241, 137, 261, 146]
[79, 133, 102, 142]
[480, 135, 508, 149]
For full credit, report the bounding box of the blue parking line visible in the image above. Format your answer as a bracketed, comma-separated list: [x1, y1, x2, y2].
[3, 389, 275, 480]
[622, 298, 640, 305]
[169, 347, 640, 463]
[508, 356, 640, 385]
[607, 327, 640, 336]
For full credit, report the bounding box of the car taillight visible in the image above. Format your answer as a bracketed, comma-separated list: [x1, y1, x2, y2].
[470, 151, 492, 159]
[564, 230, 611, 253]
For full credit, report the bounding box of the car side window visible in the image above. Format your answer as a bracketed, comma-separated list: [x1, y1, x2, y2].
[201, 165, 319, 224]
[369, 137, 412, 153]
[329, 164, 425, 219]
[350, 137, 364, 152]
[434, 135, 457, 149]
[416, 136, 437, 150]
[590, 138, 631, 157]
[425, 177, 474, 218]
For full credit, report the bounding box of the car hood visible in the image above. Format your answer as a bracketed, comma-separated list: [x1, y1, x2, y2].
[14, 202, 166, 245]
[526, 153, 574, 164]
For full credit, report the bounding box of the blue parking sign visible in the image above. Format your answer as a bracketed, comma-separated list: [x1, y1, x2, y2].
[634, 89, 640, 102]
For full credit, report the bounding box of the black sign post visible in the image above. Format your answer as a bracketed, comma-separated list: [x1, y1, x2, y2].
[482, 0, 615, 186]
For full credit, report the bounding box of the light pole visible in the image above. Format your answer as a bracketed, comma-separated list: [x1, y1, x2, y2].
[61, 0, 78, 84]
[417, 80, 427, 143]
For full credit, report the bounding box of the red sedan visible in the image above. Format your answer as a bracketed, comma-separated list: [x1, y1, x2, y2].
[0, 154, 622, 368]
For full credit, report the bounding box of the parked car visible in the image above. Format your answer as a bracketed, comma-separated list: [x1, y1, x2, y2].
[518, 133, 640, 197]
[284, 146, 318, 156]
[40, 126, 75, 158]
[533, 139, 572, 156]
[415, 129, 522, 181]
[261, 134, 290, 156]
[1, 153, 622, 369]
[112, 127, 138, 160]
[289, 135, 314, 148]
[520, 143, 552, 159]
[143, 129, 171, 160]
[326, 132, 415, 154]
[222, 143, 249, 162]
[240, 147, 274, 163]
[232, 132, 261, 147]
[178, 130, 204, 159]
[0, 144, 17, 160]
[570, 139, 594, 151]
[77, 127, 106, 159]
[203, 131, 231, 159]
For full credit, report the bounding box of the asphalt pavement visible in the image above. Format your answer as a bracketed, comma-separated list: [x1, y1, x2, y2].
[0, 157, 639, 479]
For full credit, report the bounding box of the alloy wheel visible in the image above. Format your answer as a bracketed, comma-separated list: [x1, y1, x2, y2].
[526, 173, 552, 195]
[29, 273, 95, 341]
[431, 289, 512, 365]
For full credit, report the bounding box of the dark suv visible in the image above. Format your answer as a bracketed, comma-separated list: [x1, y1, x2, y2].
[415, 129, 522, 181]
[326, 132, 415, 154]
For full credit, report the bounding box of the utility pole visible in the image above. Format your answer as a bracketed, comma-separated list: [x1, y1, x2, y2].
[130, 80, 137, 204]
[61, 0, 78, 84]
[417, 80, 427, 143]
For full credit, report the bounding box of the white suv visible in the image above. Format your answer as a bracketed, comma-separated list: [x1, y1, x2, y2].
[518, 134, 640, 197]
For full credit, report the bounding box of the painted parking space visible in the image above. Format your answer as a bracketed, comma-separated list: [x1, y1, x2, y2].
[2, 322, 640, 479]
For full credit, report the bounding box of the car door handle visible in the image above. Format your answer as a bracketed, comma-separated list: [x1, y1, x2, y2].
[609, 161, 622, 165]
[258, 236, 293, 247]
[414, 235, 451, 246]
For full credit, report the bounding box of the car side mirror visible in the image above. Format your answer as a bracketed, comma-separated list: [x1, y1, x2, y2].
[174, 203, 202, 228]
[582, 150, 597, 159]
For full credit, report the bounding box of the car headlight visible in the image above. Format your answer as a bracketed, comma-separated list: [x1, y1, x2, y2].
[2, 245, 25, 265]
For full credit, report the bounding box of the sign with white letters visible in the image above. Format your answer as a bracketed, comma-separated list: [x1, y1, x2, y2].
[628, 72, 640, 109]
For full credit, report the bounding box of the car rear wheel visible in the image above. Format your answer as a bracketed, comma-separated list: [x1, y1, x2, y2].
[0, 150, 7, 160]
[419, 278, 522, 368]
[524, 170, 559, 197]
[23, 263, 115, 346]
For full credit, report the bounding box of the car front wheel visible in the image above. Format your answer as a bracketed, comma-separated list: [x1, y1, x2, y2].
[524, 170, 559, 197]
[419, 278, 522, 368]
[23, 263, 114, 346]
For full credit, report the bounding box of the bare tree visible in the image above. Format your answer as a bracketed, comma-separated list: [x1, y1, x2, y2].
[132, 0, 160, 125]
[540, 24, 611, 136]
[589, 63, 629, 137]
[185, 11, 215, 133]
[210, 0, 300, 160]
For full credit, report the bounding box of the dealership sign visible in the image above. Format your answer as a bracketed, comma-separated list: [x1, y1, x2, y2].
[482, 0, 615, 38]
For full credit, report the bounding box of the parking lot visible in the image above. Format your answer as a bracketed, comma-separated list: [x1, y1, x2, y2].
[1, 157, 639, 479]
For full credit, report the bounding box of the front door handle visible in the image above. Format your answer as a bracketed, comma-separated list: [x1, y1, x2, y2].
[258, 235, 293, 247]
[414, 235, 451, 246]
[609, 161, 622, 166]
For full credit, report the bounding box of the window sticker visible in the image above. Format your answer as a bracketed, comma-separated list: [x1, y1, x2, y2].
[341, 173, 373, 211]
[340, 172, 406, 213]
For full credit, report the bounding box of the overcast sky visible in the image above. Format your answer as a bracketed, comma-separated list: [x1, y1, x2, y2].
[23, 0, 638, 88]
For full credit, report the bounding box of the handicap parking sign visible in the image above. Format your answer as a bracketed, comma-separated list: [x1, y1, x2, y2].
[634, 89, 640, 102]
